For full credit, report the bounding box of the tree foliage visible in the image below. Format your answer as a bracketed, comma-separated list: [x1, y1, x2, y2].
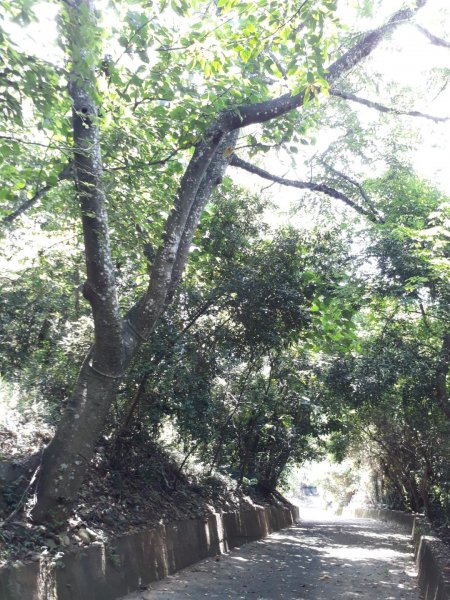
[0, 0, 449, 529]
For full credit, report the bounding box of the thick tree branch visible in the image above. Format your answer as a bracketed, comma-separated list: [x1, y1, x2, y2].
[230, 154, 381, 222]
[166, 131, 239, 304]
[134, 123, 228, 339]
[135, 1, 426, 337]
[415, 24, 450, 48]
[331, 89, 450, 123]
[69, 79, 123, 369]
[221, 3, 426, 130]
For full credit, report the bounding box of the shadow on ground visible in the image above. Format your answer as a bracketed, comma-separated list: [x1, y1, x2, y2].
[120, 511, 420, 600]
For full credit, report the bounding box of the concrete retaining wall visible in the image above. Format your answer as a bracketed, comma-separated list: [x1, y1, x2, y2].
[353, 508, 450, 600]
[0, 503, 299, 600]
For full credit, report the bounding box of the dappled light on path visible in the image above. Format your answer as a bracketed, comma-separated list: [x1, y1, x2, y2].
[120, 513, 420, 600]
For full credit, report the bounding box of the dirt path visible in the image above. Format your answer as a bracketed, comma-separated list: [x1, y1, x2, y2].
[120, 515, 420, 600]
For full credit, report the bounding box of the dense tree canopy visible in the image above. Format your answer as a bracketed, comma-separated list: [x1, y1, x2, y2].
[0, 0, 449, 529]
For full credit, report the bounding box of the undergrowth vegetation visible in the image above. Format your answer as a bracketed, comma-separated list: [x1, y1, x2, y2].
[0, 0, 449, 560]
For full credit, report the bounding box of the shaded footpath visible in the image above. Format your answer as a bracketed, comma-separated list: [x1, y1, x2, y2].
[120, 513, 420, 600]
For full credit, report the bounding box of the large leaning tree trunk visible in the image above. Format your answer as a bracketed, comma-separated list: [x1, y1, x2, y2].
[31, 0, 428, 524]
[30, 0, 125, 524]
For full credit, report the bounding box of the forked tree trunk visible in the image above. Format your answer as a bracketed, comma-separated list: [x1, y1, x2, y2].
[31, 0, 428, 524]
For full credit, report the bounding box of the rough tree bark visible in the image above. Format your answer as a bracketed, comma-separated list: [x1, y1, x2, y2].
[31, 0, 126, 523]
[31, 0, 429, 523]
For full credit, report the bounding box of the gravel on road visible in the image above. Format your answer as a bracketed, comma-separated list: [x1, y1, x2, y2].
[120, 515, 420, 600]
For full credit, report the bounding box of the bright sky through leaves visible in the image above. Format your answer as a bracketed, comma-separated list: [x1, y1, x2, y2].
[4, 0, 450, 196]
